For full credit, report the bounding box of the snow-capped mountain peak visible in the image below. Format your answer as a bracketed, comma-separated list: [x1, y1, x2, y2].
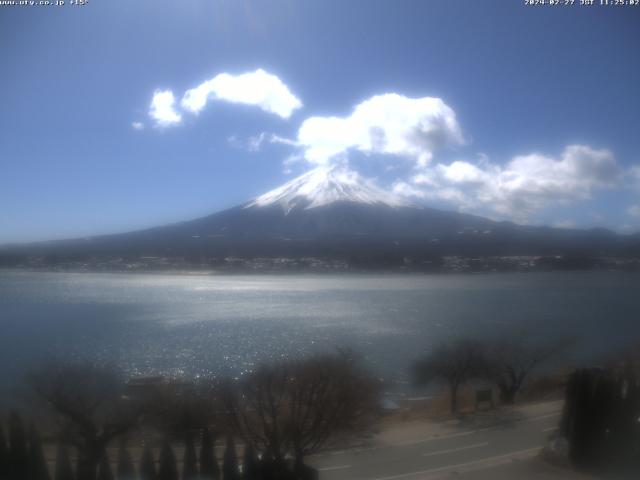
[245, 166, 413, 213]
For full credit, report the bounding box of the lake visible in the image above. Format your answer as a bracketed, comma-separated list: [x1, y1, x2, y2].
[1, 270, 639, 394]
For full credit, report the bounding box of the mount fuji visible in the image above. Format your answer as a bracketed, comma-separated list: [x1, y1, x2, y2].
[245, 166, 412, 213]
[2, 166, 638, 264]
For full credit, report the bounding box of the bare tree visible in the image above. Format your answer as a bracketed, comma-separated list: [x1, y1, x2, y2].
[286, 352, 378, 470]
[482, 336, 569, 404]
[30, 361, 142, 480]
[413, 340, 485, 415]
[222, 363, 289, 472]
[223, 351, 378, 474]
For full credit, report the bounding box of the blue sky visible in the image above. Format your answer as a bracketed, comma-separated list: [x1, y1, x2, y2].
[1, 0, 639, 243]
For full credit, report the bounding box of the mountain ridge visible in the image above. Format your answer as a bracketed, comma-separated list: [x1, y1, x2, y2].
[1, 167, 639, 264]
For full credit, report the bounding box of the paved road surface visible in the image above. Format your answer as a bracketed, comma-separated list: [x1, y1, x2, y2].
[308, 408, 571, 479]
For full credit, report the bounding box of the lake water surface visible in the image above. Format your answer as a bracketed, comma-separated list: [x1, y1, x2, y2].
[1, 270, 640, 392]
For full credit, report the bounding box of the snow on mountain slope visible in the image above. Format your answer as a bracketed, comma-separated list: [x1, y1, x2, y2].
[244, 166, 414, 214]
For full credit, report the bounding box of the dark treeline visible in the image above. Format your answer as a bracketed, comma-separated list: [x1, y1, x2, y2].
[0, 412, 237, 480]
[0, 350, 378, 480]
[5, 252, 640, 274]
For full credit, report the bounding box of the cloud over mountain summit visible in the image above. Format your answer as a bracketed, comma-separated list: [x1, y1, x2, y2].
[297, 93, 463, 166]
[143, 67, 636, 227]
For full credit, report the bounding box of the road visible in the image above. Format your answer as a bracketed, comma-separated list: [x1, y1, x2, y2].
[308, 404, 573, 480]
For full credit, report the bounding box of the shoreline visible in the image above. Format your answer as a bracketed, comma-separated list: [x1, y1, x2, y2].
[3, 261, 640, 276]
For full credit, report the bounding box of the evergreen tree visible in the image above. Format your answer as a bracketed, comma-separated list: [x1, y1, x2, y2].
[74, 454, 84, 480]
[199, 429, 219, 480]
[53, 444, 74, 480]
[222, 436, 239, 480]
[28, 424, 51, 480]
[566, 369, 594, 468]
[0, 423, 8, 479]
[561, 365, 640, 475]
[157, 441, 178, 480]
[241, 444, 259, 480]
[116, 442, 136, 480]
[8, 411, 30, 480]
[589, 372, 614, 468]
[138, 444, 156, 480]
[182, 433, 198, 480]
[97, 453, 114, 480]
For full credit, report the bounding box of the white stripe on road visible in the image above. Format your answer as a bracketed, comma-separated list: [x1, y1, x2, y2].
[317, 411, 560, 457]
[391, 429, 477, 447]
[423, 442, 488, 457]
[318, 464, 351, 472]
[522, 412, 560, 423]
[320, 430, 477, 457]
[371, 446, 542, 480]
[542, 426, 557, 432]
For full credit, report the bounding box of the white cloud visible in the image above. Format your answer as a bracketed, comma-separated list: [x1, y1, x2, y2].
[226, 135, 243, 149]
[282, 153, 305, 174]
[392, 181, 428, 199]
[247, 133, 268, 152]
[228, 132, 300, 153]
[297, 93, 463, 166]
[628, 204, 640, 217]
[439, 160, 492, 184]
[181, 69, 302, 119]
[149, 90, 182, 127]
[399, 145, 621, 220]
[249, 132, 299, 151]
[131, 122, 144, 130]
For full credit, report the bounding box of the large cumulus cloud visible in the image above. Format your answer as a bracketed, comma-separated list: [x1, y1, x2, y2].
[394, 145, 622, 219]
[181, 69, 302, 119]
[147, 69, 301, 127]
[296, 93, 463, 166]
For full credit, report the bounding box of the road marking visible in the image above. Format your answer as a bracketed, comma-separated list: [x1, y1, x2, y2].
[321, 430, 477, 456]
[318, 464, 351, 471]
[423, 441, 488, 457]
[311, 411, 560, 458]
[522, 412, 560, 422]
[384, 429, 477, 447]
[542, 426, 557, 432]
[371, 446, 542, 480]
